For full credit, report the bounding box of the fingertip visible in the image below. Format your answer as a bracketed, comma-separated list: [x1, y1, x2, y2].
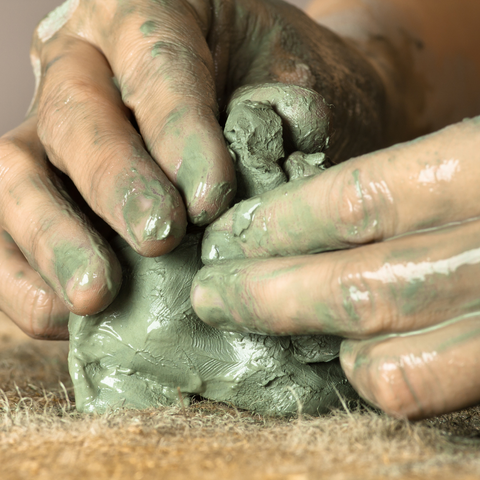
[169, 121, 237, 226]
[340, 339, 380, 409]
[339, 339, 358, 379]
[63, 244, 123, 316]
[127, 206, 187, 257]
[122, 181, 188, 254]
[133, 233, 185, 258]
[190, 268, 220, 316]
[188, 178, 236, 226]
[191, 268, 231, 328]
[26, 307, 70, 341]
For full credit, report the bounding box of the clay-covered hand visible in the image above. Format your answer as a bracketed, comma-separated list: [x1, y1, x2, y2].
[191, 117, 480, 419]
[0, 0, 386, 339]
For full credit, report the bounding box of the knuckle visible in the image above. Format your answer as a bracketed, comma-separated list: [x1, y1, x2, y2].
[334, 254, 378, 336]
[0, 137, 40, 211]
[38, 75, 105, 146]
[117, 34, 213, 113]
[0, 136, 32, 167]
[330, 165, 390, 245]
[24, 285, 68, 339]
[335, 252, 400, 337]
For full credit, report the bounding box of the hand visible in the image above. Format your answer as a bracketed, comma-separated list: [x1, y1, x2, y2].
[191, 117, 480, 419]
[0, 0, 388, 338]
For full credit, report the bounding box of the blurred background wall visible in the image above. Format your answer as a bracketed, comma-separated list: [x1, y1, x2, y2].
[0, 0, 311, 136]
[0, 0, 62, 136]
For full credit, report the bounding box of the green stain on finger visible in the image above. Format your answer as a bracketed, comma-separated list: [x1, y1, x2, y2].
[140, 20, 156, 37]
[1, 231, 15, 244]
[53, 243, 91, 305]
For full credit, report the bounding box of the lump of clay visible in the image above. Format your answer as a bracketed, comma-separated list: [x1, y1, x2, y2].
[69, 83, 357, 415]
[225, 100, 287, 199]
[225, 83, 332, 200]
[69, 234, 354, 415]
[283, 151, 328, 182]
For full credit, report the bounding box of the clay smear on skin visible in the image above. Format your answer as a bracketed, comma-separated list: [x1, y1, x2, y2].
[37, 0, 80, 43]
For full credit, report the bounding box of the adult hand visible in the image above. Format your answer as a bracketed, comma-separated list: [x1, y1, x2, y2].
[192, 117, 480, 419]
[0, 0, 388, 338]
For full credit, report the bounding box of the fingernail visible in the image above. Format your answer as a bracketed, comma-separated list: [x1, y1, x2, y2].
[188, 181, 236, 226]
[123, 191, 185, 247]
[200, 196, 262, 264]
[191, 266, 253, 333]
[190, 280, 231, 329]
[340, 340, 379, 408]
[201, 229, 246, 264]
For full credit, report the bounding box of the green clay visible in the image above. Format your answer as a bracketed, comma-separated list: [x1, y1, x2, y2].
[69, 234, 355, 415]
[69, 82, 354, 415]
[225, 101, 286, 200]
[1, 231, 15, 244]
[53, 233, 120, 307]
[120, 168, 184, 247]
[284, 152, 327, 182]
[224, 83, 331, 200]
[140, 20, 156, 37]
[37, 0, 79, 43]
[202, 84, 333, 263]
[227, 83, 331, 155]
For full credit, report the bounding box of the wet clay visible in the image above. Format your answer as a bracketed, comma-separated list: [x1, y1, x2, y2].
[69, 234, 353, 415]
[37, 0, 80, 43]
[69, 83, 356, 415]
[225, 84, 331, 200]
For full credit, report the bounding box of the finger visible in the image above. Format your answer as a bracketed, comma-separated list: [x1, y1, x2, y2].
[202, 117, 480, 263]
[192, 217, 480, 337]
[0, 229, 69, 340]
[90, 0, 236, 225]
[36, 38, 186, 257]
[340, 314, 480, 419]
[0, 117, 122, 316]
